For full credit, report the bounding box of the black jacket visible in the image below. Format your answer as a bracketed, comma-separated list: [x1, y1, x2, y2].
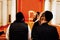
[31, 21, 39, 39]
[32, 23, 59, 40]
[9, 21, 28, 40]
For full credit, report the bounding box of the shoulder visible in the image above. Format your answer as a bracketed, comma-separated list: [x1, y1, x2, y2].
[22, 23, 28, 28]
[34, 21, 39, 25]
[48, 25, 57, 30]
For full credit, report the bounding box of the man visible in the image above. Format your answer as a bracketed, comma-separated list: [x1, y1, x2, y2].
[34, 11, 59, 40]
[31, 12, 40, 40]
[33, 12, 40, 22]
[6, 12, 31, 40]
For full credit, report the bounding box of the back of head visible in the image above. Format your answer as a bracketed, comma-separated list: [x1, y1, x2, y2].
[42, 11, 53, 22]
[16, 12, 24, 22]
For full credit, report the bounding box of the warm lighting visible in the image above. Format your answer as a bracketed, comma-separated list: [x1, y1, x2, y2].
[28, 10, 36, 21]
[45, 0, 50, 11]
[11, 0, 16, 23]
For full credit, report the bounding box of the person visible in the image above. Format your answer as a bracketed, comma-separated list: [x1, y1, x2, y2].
[6, 12, 31, 40]
[31, 12, 40, 40]
[32, 11, 59, 40]
[33, 12, 40, 22]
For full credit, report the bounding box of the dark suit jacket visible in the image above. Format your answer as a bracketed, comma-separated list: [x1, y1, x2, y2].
[32, 23, 59, 40]
[31, 21, 39, 39]
[9, 21, 28, 40]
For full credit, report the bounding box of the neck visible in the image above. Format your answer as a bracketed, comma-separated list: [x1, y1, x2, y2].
[40, 21, 47, 25]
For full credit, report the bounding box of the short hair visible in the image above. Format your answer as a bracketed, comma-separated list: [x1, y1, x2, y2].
[33, 12, 40, 22]
[41, 11, 53, 22]
[37, 12, 40, 15]
[16, 12, 24, 21]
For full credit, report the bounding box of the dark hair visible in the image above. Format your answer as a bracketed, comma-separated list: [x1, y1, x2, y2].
[33, 12, 40, 22]
[16, 12, 24, 22]
[37, 12, 40, 15]
[41, 11, 53, 22]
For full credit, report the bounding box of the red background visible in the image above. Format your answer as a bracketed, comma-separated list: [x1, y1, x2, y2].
[17, 0, 45, 22]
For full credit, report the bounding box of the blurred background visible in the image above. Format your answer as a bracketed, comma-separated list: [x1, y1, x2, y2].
[0, 0, 60, 40]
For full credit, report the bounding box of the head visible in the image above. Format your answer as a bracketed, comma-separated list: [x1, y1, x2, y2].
[33, 12, 40, 22]
[40, 11, 53, 24]
[37, 12, 40, 16]
[16, 12, 24, 22]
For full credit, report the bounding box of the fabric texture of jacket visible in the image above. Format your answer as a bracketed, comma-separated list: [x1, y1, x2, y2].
[32, 23, 59, 40]
[9, 21, 28, 40]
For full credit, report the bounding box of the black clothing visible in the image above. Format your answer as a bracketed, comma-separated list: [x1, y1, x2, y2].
[32, 23, 59, 40]
[31, 21, 39, 39]
[9, 21, 28, 40]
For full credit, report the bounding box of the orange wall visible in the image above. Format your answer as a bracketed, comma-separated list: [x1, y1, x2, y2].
[17, 0, 45, 22]
[17, 0, 21, 12]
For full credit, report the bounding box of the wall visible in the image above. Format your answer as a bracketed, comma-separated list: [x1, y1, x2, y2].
[0, 0, 2, 26]
[56, 1, 60, 25]
[17, 0, 44, 22]
[0, 0, 16, 27]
